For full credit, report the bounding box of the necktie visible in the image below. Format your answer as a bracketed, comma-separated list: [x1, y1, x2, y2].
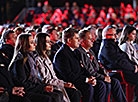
[87, 51, 97, 72]
[87, 51, 93, 61]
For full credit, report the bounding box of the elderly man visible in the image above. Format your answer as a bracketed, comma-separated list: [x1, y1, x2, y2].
[76, 28, 127, 102]
[98, 25, 138, 102]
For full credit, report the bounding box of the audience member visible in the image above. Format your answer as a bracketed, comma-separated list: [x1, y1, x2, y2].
[76, 28, 127, 102]
[9, 34, 62, 102]
[119, 25, 138, 65]
[53, 27, 99, 102]
[35, 32, 81, 102]
[98, 25, 138, 102]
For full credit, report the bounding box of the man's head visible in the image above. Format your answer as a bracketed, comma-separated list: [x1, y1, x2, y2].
[102, 25, 117, 40]
[14, 27, 23, 36]
[79, 29, 93, 50]
[28, 29, 36, 38]
[46, 28, 59, 43]
[3, 30, 16, 46]
[62, 27, 80, 49]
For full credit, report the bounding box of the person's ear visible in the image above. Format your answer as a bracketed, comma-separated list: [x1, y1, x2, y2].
[67, 38, 71, 44]
[5, 39, 8, 43]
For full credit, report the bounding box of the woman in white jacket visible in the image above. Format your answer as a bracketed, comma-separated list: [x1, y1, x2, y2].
[119, 25, 138, 65]
[35, 33, 81, 102]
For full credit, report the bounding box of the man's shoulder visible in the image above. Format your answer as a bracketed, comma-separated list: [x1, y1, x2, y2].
[1, 44, 13, 50]
[54, 44, 66, 58]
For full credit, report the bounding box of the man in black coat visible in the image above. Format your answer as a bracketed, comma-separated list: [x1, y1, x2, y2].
[0, 64, 31, 102]
[76, 28, 127, 102]
[98, 25, 138, 102]
[53, 27, 107, 102]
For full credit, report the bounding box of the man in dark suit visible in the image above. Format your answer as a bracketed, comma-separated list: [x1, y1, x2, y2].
[46, 27, 63, 61]
[76, 28, 127, 102]
[98, 25, 138, 102]
[0, 64, 31, 102]
[53, 27, 107, 102]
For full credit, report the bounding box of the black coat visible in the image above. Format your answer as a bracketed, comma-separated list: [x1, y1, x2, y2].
[50, 41, 63, 62]
[0, 44, 15, 95]
[76, 46, 106, 80]
[0, 44, 14, 68]
[91, 40, 102, 60]
[12, 52, 46, 93]
[0, 67, 14, 95]
[53, 44, 88, 86]
[98, 39, 135, 72]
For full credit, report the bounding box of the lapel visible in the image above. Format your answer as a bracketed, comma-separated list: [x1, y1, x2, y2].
[78, 46, 94, 70]
[89, 49, 100, 70]
[79, 46, 89, 63]
[79, 46, 99, 71]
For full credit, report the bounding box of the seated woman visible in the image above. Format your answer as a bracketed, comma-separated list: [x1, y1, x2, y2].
[8, 33, 63, 102]
[35, 33, 81, 102]
[119, 25, 138, 65]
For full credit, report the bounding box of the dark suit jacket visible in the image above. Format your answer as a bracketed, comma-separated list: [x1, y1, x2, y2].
[0, 67, 14, 95]
[98, 39, 135, 72]
[53, 44, 88, 86]
[0, 44, 14, 95]
[76, 46, 106, 80]
[50, 41, 63, 62]
[0, 44, 14, 68]
[91, 40, 102, 60]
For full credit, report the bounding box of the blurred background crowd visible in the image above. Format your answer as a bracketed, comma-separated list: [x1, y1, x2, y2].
[0, 0, 138, 102]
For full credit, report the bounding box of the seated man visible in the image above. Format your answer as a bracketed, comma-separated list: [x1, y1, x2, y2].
[0, 65, 31, 102]
[53, 27, 107, 102]
[46, 27, 63, 61]
[76, 28, 127, 102]
[98, 25, 138, 102]
[0, 48, 30, 102]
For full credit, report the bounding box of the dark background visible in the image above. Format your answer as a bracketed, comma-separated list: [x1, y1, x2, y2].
[0, 0, 136, 24]
[47, 0, 133, 7]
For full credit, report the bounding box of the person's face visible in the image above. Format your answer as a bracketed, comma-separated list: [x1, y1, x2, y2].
[68, 33, 80, 49]
[16, 29, 22, 36]
[28, 36, 36, 51]
[83, 32, 93, 48]
[7, 33, 16, 47]
[128, 30, 136, 41]
[90, 29, 97, 41]
[51, 30, 59, 42]
[106, 28, 117, 40]
[45, 36, 52, 51]
[31, 31, 36, 38]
